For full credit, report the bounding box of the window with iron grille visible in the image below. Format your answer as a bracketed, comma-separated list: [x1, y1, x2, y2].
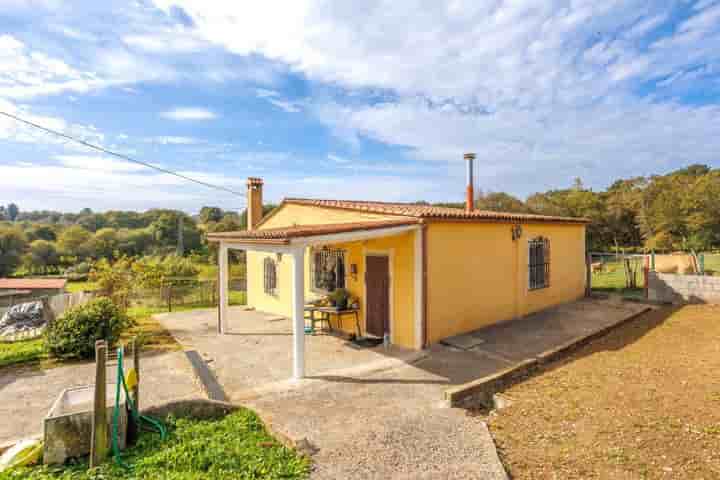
[528, 237, 550, 290]
[310, 247, 346, 293]
[263, 257, 277, 295]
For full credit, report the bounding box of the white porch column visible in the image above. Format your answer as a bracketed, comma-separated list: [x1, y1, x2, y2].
[218, 243, 229, 334]
[291, 247, 306, 379]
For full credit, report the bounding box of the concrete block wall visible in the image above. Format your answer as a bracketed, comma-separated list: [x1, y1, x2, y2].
[648, 271, 720, 304]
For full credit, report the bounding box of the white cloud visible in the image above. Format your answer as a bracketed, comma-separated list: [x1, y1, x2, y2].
[0, 98, 105, 148]
[54, 155, 147, 172]
[624, 14, 667, 39]
[0, 160, 248, 212]
[313, 97, 720, 195]
[122, 28, 208, 53]
[0, 34, 101, 99]
[160, 107, 217, 120]
[255, 88, 279, 98]
[146, 136, 200, 145]
[267, 98, 302, 113]
[255, 88, 302, 113]
[327, 153, 350, 164]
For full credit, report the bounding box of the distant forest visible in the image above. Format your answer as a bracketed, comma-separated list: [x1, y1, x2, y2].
[0, 164, 717, 276]
[0, 205, 274, 277]
[434, 164, 720, 252]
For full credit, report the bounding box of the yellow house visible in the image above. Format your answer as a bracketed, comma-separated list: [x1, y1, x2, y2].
[208, 167, 589, 379]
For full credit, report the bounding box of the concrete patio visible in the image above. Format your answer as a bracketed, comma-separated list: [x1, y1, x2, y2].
[154, 307, 422, 400]
[152, 298, 653, 479]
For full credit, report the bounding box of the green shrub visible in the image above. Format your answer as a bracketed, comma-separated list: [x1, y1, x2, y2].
[44, 297, 133, 359]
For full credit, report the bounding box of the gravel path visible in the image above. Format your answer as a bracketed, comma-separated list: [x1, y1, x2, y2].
[247, 354, 508, 480]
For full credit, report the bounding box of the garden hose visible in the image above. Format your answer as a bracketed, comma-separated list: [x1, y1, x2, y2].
[112, 347, 167, 468]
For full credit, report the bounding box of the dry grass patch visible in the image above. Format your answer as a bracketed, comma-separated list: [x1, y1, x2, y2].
[488, 305, 720, 479]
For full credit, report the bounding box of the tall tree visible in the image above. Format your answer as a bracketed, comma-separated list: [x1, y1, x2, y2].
[199, 206, 223, 224]
[6, 203, 19, 222]
[0, 226, 27, 276]
[26, 240, 59, 273]
[57, 225, 92, 259]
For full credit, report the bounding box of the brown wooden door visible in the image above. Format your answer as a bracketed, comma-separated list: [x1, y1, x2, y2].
[365, 255, 389, 337]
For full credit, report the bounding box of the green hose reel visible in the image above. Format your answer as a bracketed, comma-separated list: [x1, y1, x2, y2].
[111, 347, 167, 469]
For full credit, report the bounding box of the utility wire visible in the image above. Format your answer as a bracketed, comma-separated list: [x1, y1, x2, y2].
[0, 110, 247, 199]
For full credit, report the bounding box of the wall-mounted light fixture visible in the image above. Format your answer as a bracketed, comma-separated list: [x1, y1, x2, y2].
[276, 252, 283, 263]
[511, 224, 523, 241]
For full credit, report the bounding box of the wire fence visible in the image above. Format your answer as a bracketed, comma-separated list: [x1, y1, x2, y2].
[123, 277, 246, 312]
[589, 251, 720, 297]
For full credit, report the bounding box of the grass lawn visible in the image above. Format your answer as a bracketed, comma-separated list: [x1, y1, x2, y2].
[0, 338, 45, 368]
[591, 262, 644, 299]
[1, 408, 310, 480]
[488, 305, 720, 479]
[0, 292, 247, 368]
[703, 253, 720, 274]
[65, 280, 98, 293]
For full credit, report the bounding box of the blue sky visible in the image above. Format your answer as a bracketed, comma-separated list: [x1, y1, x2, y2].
[1, 0, 719, 213]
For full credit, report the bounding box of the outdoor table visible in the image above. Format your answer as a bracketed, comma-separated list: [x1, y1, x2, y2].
[316, 306, 361, 338]
[304, 305, 361, 337]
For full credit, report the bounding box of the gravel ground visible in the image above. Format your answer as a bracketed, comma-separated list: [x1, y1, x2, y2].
[247, 356, 508, 480]
[488, 305, 720, 479]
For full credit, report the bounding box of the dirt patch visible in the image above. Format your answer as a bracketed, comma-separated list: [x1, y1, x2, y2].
[488, 305, 720, 479]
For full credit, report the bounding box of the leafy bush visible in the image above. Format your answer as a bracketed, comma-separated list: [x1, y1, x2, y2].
[90, 257, 133, 307]
[44, 298, 133, 359]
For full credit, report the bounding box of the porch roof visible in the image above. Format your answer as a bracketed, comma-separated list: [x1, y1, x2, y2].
[206, 218, 421, 245]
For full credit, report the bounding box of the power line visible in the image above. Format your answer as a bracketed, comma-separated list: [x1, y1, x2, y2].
[0, 110, 247, 200]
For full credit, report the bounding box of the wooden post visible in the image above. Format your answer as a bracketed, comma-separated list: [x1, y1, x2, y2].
[643, 255, 650, 298]
[585, 252, 592, 297]
[90, 340, 108, 468]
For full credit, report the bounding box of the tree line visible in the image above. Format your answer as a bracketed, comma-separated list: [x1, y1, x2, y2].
[432, 164, 720, 252]
[1, 164, 717, 277]
[0, 206, 255, 277]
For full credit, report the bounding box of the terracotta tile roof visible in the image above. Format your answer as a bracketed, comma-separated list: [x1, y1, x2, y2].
[206, 219, 420, 244]
[0, 278, 67, 290]
[282, 198, 590, 224]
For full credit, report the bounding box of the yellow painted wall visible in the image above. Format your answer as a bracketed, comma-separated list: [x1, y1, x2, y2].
[425, 222, 586, 344]
[246, 231, 417, 349]
[247, 201, 586, 349]
[260, 203, 403, 229]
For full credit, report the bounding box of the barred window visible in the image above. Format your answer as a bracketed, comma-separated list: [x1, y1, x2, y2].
[528, 237, 550, 290]
[310, 248, 345, 292]
[263, 257, 277, 295]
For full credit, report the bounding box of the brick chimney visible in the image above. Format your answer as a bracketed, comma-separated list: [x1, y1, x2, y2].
[246, 177, 264, 230]
[464, 153, 475, 212]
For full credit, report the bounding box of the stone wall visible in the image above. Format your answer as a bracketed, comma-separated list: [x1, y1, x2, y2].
[648, 271, 720, 304]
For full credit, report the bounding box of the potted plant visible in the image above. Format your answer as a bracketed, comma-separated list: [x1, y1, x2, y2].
[329, 288, 350, 310]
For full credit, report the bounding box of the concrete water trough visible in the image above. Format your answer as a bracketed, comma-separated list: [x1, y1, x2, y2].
[43, 384, 127, 465]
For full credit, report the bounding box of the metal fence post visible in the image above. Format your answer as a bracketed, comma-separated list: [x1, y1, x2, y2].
[585, 252, 592, 297]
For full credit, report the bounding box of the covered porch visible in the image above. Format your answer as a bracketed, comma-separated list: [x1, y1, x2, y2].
[208, 219, 426, 379]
